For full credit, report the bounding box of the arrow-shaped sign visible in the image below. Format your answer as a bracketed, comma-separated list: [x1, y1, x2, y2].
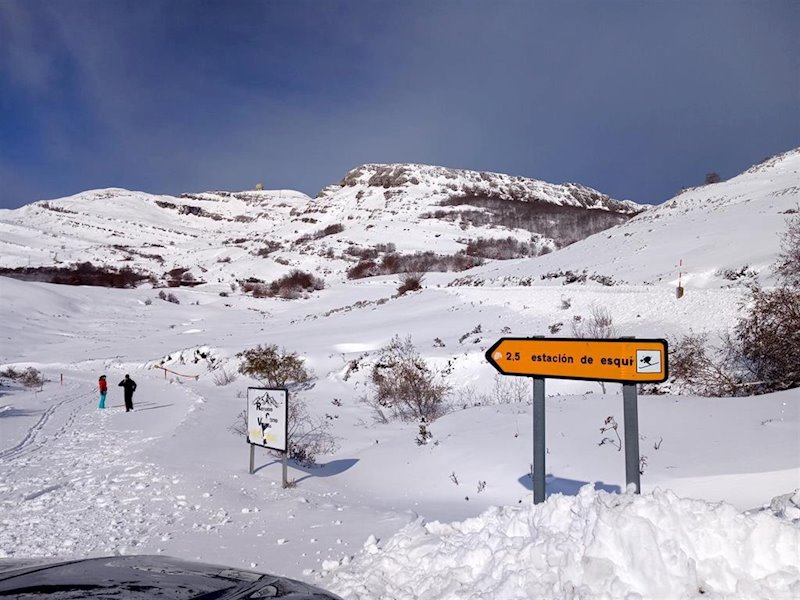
[485, 337, 668, 383]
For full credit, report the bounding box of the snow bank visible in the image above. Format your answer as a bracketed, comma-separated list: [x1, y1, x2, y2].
[325, 486, 800, 600]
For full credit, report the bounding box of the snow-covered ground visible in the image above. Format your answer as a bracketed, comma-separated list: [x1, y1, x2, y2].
[1, 151, 799, 598]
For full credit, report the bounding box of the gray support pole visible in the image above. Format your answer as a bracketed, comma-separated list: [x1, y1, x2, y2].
[622, 383, 641, 493]
[282, 452, 288, 488]
[249, 443, 255, 475]
[533, 377, 546, 504]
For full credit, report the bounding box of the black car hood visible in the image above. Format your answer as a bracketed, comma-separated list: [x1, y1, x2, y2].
[0, 555, 342, 599]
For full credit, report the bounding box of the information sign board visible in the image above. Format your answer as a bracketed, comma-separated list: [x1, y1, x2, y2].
[246, 387, 288, 452]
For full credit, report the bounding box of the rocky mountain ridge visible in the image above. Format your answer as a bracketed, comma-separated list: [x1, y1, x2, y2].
[0, 163, 645, 291]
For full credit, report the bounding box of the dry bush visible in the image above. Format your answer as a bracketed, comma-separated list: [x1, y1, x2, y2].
[237, 344, 312, 389]
[239, 271, 324, 299]
[0, 366, 44, 388]
[397, 272, 424, 295]
[254, 240, 283, 256]
[268, 270, 324, 299]
[670, 215, 800, 396]
[488, 374, 529, 404]
[669, 332, 744, 396]
[671, 288, 800, 395]
[367, 336, 450, 422]
[775, 211, 800, 288]
[211, 367, 238, 386]
[347, 260, 379, 279]
[286, 399, 337, 465]
[294, 223, 345, 245]
[571, 305, 616, 338]
[158, 290, 180, 304]
[733, 285, 800, 392]
[453, 375, 529, 409]
[347, 251, 482, 280]
[463, 236, 537, 260]
[0, 262, 151, 288]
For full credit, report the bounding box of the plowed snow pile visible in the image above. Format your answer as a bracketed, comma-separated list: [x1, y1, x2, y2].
[325, 486, 800, 600]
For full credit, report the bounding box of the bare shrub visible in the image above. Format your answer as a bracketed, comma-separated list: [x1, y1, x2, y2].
[294, 223, 345, 245]
[0, 262, 151, 288]
[237, 344, 313, 389]
[347, 251, 482, 280]
[572, 305, 616, 338]
[397, 272, 424, 295]
[775, 211, 800, 288]
[0, 366, 44, 388]
[669, 332, 742, 396]
[733, 285, 800, 392]
[488, 373, 529, 404]
[269, 270, 324, 299]
[671, 215, 800, 396]
[367, 336, 450, 422]
[463, 236, 536, 260]
[211, 367, 238, 386]
[347, 260, 379, 279]
[239, 271, 324, 299]
[254, 240, 283, 256]
[599, 416, 622, 451]
[344, 246, 379, 260]
[286, 398, 337, 465]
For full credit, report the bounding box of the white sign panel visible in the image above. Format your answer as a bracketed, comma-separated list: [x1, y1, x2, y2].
[247, 387, 288, 452]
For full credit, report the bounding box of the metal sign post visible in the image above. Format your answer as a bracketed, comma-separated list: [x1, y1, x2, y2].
[486, 337, 668, 504]
[622, 383, 641, 493]
[532, 377, 546, 504]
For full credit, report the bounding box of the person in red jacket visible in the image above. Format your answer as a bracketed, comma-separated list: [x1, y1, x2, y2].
[98, 375, 108, 409]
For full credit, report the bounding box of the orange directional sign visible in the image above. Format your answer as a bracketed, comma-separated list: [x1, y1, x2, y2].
[485, 337, 668, 383]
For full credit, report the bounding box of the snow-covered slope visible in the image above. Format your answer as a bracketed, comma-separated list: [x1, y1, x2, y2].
[0, 152, 798, 599]
[0, 164, 642, 288]
[453, 148, 800, 289]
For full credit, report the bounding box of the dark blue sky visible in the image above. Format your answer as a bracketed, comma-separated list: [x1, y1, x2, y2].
[1, 0, 797, 208]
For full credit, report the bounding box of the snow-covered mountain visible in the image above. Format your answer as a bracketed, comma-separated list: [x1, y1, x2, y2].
[0, 164, 642, 288]
[1, 152, 798, 599]
[453, 148, 800, 289]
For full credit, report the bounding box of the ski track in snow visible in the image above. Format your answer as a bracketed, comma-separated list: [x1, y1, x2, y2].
[0, 386, 205, 559]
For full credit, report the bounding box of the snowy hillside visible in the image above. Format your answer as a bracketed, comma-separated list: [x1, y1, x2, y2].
[1, 152, 798, 599]
[0, 164, 642, 289]
[453, 149, 800, 289]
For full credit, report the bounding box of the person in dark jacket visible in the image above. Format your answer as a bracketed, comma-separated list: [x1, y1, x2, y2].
[118, 374, 137, 412]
